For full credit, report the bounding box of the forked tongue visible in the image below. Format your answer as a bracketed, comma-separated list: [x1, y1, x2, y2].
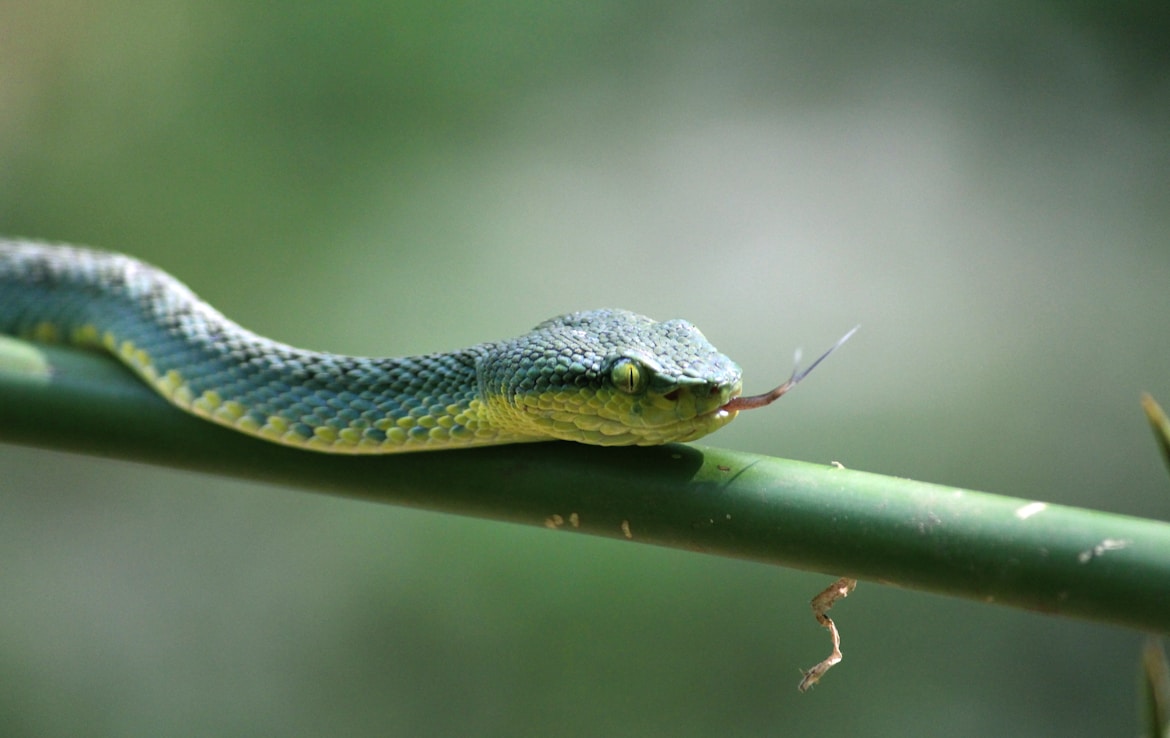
[721, 325, 858, 412]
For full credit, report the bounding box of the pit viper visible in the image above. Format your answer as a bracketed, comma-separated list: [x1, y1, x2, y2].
[0, 239, 851, 453]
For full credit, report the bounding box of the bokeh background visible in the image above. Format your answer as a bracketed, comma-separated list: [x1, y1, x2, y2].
[3, 2, 1169, 735]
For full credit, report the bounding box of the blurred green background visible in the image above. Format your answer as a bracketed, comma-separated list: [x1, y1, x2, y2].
[2, 2, 1169, 735]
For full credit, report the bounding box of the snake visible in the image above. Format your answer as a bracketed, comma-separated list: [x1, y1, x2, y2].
[0, 239, 853, 454]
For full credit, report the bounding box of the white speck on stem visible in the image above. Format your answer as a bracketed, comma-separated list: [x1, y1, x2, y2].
[1014, 502, 1048, 520]
[1077, 538, 1131, 563]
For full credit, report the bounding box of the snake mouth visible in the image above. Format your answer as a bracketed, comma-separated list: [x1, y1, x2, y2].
[703, 405, 734, 422]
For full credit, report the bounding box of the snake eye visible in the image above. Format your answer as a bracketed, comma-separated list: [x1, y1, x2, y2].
[609, 358, 647, 395]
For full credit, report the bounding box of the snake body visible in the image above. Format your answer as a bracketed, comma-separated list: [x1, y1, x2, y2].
[0, 240, 753, 453]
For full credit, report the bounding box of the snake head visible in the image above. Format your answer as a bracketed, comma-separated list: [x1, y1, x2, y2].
[478, 309, 745, 446]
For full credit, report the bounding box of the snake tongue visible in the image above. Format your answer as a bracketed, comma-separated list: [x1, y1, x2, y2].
[720, 381, 795, 413]
[719, 325, 857, 413]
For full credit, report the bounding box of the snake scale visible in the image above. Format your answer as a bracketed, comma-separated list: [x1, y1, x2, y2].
[0, 239, 851, 453]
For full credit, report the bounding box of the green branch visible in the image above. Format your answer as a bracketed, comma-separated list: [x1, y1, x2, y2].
[2, 335, 1169, 633]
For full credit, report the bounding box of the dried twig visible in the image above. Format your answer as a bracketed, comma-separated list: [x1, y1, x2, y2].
[798, 577, 857, 692]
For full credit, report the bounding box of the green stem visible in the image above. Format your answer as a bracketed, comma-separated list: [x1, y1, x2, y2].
[3, 336, 1169, 632]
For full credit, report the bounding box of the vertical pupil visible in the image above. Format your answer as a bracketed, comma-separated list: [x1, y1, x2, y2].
[614, 360, 641, 393]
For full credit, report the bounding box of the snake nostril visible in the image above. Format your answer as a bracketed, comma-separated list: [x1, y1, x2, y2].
[709, 386, 721, 396]
[663, 389, 681, 401]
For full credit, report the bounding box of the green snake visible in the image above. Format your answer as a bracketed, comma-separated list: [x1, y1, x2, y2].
[0, 239, 852, 453]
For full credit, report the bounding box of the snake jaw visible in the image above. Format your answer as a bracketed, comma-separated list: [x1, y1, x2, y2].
[697, 383, 739, 419]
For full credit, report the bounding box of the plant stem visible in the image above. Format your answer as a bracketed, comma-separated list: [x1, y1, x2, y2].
[3, 336, 1169, 632]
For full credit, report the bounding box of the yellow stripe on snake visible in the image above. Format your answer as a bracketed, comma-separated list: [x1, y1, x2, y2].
[0, 240, 852, 453]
